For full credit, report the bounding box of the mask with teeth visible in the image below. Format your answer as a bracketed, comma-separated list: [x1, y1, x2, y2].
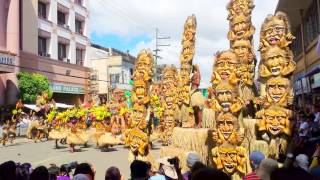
[260, 46, 296, 77]
[212, 142, 247, 175]
[134, 49, 154, 81]
[266, 77, 291, 106]
[227, 0, 255, 20]
[213, 50, 240, 85]
[128, 129, 148, 156]
[213, 112, 243, 145]
[260, 12, 295, 52]
[129, 104, 147, 130]
[228, 14, 255, 41]
[256, 105, 291, 136]
[211, 81, 243, 113]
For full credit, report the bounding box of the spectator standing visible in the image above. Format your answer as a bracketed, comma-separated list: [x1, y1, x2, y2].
[182, 152, 201, 180]
[256, 158, 278, 180]
[105, 166, 123, 180]
[73, 163, 95, 180]
[294, 154, 309, 172]
[243, 151, 265, 180]
[130, 160, 151, 180]
[30, 166, 50, 180]
[0, 161, 17, 180]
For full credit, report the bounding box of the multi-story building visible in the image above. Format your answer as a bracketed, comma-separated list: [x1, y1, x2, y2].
[88, 44, 135, 101]
[0, 0, 91, 106]
[277, 0, 320, 108]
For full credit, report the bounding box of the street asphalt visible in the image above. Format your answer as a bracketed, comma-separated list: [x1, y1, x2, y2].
[0, 138, 161, 179]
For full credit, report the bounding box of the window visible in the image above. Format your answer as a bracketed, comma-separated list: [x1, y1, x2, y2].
[291, 27, 303, 58]
[303, 0, 319, 47]
[130, 68, 133, 75]
[76, 49, 84, 65]
[38, 2, 47, 19]
[75, 0, 83, 6]
[75, 19, 83, 34]
[110, 74, 120, 84]
[58, 43, 67, 61]
[38, 36, 47, 56]
[57, 11, 66, 25]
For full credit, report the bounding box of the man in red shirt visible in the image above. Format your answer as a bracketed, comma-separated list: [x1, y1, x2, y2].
[243, 151, 265, 180]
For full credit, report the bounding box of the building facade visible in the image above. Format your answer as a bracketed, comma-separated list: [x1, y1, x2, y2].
[88, 44, 135, 100]
[277, 0, 320, 108]
[0, 0, 91, 106]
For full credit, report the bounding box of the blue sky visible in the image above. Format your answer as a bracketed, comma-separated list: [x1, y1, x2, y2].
[90, 33, 152, 53]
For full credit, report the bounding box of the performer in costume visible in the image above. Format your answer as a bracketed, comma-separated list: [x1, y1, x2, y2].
[190, 65, 204, 128]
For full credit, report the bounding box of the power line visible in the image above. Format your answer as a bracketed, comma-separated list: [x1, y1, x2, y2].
[96, 0, 153, 34]
[153, 28, 170, 81]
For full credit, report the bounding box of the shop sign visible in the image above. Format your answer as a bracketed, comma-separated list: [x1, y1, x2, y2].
[302, 77, 311, 93]
[50, 83, 85, 94]
[314, 73, 320, 88]
[294, 80, 303, 95]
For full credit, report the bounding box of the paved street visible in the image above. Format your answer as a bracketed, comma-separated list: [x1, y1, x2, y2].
[0, 138, 161, 179]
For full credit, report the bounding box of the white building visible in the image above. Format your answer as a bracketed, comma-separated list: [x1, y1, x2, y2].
[88, 44, 135, 99]
[37, 0, 90, 66]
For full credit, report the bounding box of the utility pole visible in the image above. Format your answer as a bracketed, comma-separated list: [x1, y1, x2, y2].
[153, 28, 170, 81]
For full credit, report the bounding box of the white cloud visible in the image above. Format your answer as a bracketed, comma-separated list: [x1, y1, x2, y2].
[90, 0, 279, 87]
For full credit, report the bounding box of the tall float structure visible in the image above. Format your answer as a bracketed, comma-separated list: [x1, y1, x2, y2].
[157, 0, 296, 179]
[126, 49, 155, 164]
[255, 11, 296, 159]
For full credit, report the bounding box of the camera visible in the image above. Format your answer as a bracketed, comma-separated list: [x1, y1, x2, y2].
[60, 161, 78, 174]
[167, 157, 179, 165]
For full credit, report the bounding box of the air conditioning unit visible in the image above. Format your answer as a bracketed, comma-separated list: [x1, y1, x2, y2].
[63, 58, 70, 63]
[64, 24, 70, 29]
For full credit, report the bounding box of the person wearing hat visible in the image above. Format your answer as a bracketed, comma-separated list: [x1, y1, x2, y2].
[294, 154, 309, 172]
[243, 151, 265, 180]
[182, 152, 201, 180]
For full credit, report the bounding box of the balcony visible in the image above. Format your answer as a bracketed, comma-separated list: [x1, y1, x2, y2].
[38, 18, 53, 33]
[39, 52, 51, 58]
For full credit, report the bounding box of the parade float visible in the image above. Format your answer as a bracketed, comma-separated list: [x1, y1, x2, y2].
[157, 0, 296, 179]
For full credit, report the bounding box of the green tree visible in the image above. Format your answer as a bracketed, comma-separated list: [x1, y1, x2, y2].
[17, 72, 52, 103]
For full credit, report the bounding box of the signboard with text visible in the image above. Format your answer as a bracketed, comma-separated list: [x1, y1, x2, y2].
[314, 73, 320, 88]
[50, 83, 85, 94]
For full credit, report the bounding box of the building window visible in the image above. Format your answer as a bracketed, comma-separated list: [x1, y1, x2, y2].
[303, 0, 319, 47]
[38, 2, 47, 19]
[76, 48, 84, 65]
[38, 36, 47, 56]
[130, 68, 133, 75]
[75, 19, 83, 34]
[291, 27, 303, 58]
[75, 0, 83, 6]
[57, 10, 66, 26]
[58, 43, 67, 61]
[110, 74, 120, 84]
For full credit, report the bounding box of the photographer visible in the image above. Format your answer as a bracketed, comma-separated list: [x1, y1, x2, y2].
[153, 157, 183, 180]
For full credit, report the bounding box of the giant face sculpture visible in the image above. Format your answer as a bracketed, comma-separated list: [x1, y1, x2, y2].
[212, 142, 247, 175]
[213, 50, 239, 84]
[231, 39, 254, 65]
[163, 109, 175, 127]
[228, 15, 255, 41]
[128, 129, 148, 156]
[135, 50, 153, 81]
[130, 104, 147, 130]
[211, 81, 243, 113]
[180, 63, 191, 85]
[132, 79, 149, 105]
[180, 42, 195, 64]
[164, 91, 176, 109]
[257, 105, 291, 136]
[260, 46, 296, 77]
[227, 0, 254, 19]
[260, 12, 294, 51]
[213, 112, 243, 145]
[266, 77, 291, 106]
[162, 67, 177, 91]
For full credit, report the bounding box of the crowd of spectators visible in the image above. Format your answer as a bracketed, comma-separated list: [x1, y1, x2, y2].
[1, 148, 320, 180]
